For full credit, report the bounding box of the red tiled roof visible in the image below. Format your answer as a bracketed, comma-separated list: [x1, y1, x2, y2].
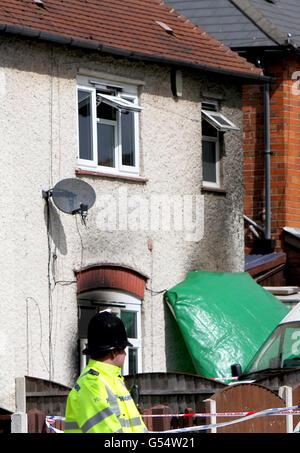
[0, 0, 265, 79]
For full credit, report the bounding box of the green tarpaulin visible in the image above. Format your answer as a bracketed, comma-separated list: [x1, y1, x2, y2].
[164, 271, 289, 379]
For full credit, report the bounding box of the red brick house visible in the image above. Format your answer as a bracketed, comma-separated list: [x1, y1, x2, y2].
[166, 0, 300, 284]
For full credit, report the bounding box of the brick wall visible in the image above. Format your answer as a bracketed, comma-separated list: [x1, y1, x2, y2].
[243, 83, 265, 252]
[243, 54, 300, 253]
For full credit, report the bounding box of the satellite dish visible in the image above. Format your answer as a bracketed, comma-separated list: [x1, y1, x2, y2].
[43, 178, 96, 218]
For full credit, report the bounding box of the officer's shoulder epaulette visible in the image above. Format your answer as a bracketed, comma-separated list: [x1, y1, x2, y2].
[88, 368, 99, 376]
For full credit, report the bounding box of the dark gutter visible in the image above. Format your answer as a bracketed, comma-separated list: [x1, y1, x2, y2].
[125, 49, 272, 83]
[0, 23, 272, 83]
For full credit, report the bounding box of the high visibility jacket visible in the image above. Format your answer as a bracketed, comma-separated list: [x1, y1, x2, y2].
[64, 359, 148, 433]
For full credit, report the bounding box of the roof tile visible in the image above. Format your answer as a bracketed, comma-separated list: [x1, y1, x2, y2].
[0, 0, 264, 78]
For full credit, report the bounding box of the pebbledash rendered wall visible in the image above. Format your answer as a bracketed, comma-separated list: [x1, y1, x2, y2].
[0, 37, 244, 412]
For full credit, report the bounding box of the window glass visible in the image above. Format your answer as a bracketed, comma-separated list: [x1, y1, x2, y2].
[121, 310, 137, 338]
[202, 140, 217, 183]
[244, 326, 283, 374]
[97, 99, 116, 121]
[128, 348, 138, 375]
[211, 114, 233, 127]
[202, 119, 218, 137]
[78, 306, 98, 339]
[97, 123, 115, 167]
[78, 90, 93, 160]
[121, 111, 135, 166]
[281, 325, 300, 368]
[254, 332, 281, 370]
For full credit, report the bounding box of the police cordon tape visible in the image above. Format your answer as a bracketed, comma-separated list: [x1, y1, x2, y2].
[45, 405, 300, 433]
[160, 405, 300, 433]
[45, 417, 64, 433]
[142, 409, 300, 417]
[210, 377, 239, 381]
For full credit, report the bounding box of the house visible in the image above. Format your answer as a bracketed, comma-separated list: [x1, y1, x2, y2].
[165, 0, 300, 284]
[0, 0, 266, 413]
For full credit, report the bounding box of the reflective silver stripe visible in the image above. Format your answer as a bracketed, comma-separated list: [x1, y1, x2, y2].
[131, 416, 144, 427]
[119, 418, 131, 428]
[105, 385, 121, 417]
[64, 421, 81, 431]
[119, 395, 132, 401]
[81, 407, 114, 433]
[118, 379, 127, 388]
[104, 385, 143, 430]
[80, 371, 90, 378]
[119, 416, 144, 428]
[105, 387, 132, 403]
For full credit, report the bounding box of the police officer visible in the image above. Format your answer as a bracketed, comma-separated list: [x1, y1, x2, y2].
[64, 311, 148, 433]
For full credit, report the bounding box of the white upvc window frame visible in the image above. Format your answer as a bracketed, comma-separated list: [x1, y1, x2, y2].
[201, 100, 239, 189]
[202, 132, 221, 189]
[77, 75, 141, 177]
[120, 302, 142, 376]
[77, 86, 98, 169]
[96, 116, 118, 169]
[201, 109, 239, 132]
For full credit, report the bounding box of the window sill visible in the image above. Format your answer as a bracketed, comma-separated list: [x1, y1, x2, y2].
[75, 169, 148, 183]
[201, 186, 227, 195]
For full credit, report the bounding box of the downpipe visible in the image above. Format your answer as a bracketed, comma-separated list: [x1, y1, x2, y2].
[263, 83, 275, 253]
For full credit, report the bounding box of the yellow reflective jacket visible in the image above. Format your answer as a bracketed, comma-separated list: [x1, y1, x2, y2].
[64, 359, 148, 433]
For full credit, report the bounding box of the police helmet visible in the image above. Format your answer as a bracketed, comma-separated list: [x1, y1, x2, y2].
[82, 311, 133, 356]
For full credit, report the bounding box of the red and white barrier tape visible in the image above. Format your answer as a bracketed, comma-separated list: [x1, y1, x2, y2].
[210, 377, 239, 381]
[142, 410, 300, 417]
[45, 405, 300, 433]
[157, 405, 300, 433]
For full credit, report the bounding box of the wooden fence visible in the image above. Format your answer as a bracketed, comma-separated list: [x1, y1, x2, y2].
[3, 373, 300, 433]
[141, 384, 289, 433]
[22, 382, 300, 433]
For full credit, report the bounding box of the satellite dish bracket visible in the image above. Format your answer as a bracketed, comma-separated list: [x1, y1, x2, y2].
[42, 189, 53, 200]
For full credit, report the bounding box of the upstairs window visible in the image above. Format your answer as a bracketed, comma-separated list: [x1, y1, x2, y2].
[202, 117, 220, 188]
[201, 101, 238, 189]
[77, 76, 142, 176]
